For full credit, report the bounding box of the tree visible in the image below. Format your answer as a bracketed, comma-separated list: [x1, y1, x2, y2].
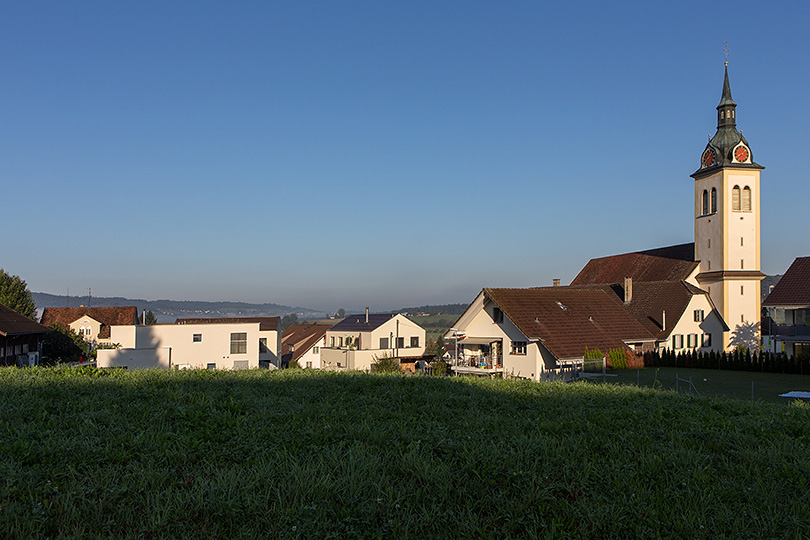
[336, 308, 346, 318]
[41, 323, 88, 364]
[142, 310, 157, 325]
[0, 269, 37, 319]
[281, 313, 299, 331]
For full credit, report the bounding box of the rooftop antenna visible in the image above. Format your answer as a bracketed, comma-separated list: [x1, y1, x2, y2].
[722, 41, 730, 66]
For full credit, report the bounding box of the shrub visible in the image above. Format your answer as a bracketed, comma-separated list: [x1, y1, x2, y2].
[371, 354, 401, 374]
[432, 360, 448, 376]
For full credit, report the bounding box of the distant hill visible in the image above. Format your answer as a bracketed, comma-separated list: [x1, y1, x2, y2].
[32, 293, 325, 323]
[397, 303, 467, 315]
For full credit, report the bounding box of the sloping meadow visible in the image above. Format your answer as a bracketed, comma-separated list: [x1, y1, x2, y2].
[1, 368, 808, 539]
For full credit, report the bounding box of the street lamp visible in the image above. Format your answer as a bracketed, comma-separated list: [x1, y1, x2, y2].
[448, 328, 462, 366]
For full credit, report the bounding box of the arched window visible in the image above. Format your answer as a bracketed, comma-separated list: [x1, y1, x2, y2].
[732, 185, 741, 212]
[742, 186, 751, 212]
[701, 190, 709, 215]
[710, 188, 717, 213]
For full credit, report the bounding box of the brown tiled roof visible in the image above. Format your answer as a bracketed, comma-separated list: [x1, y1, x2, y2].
[40, 306, 138, 339]
[484, 287, 655, 360]
[763, 257, 810, 307]
[281, 323, 332, 363]
[571, 243, 697, 285]
[580, 281, 710, 340]
[176, 316, 280, 331]
[0, 303, 51, 336]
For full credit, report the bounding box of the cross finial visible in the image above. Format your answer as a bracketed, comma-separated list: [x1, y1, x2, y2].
[722, 41, 730, 66]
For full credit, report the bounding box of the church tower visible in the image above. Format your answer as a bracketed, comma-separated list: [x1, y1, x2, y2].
[692, 62, 765, 349]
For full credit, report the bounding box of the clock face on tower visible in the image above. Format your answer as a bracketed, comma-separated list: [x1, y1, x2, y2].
[701, 148, 716, 167]
[734, 145, 750, 163]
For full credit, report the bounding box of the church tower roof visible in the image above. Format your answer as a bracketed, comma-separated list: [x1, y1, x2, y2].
[692, 62, 763, 177]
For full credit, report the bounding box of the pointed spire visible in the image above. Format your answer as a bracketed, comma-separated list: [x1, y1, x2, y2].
[718, 62, 736, 108]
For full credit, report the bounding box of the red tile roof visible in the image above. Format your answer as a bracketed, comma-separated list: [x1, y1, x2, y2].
[40, 306, 138, 339]
[763, 257, 810, 307]
[0, 303, 51, 336]
[572, 243, 697, 285]
[281, 323, 333, 363]
[484, 287, 655, 360]
[176, 316, 280, 331]
[578, 281, 712, 340]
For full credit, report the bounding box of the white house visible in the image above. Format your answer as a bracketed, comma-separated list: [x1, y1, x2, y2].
[321, 311, 426, 371]
[281, 323, 332, 369]
[97, 316, 280, 370]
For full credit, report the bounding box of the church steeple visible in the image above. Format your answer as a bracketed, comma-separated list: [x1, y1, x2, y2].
[716, 63, 737, 129]
[695, 62, 760, 172]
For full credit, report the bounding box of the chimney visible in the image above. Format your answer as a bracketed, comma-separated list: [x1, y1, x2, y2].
[365, 307, 369, 324]
[553, 278, 561, 287]
[624, 277, 633, 304]
[662, 310, 666, 331]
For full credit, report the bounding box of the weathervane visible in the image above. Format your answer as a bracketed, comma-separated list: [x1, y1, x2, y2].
[722, 41, 730, 66]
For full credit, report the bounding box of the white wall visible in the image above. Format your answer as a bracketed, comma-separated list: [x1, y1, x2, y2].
[99, 322, 279, 370]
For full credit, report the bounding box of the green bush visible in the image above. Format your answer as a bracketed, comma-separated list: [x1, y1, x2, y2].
[432, 360, 448, 376]
[371, 354, 401, 373]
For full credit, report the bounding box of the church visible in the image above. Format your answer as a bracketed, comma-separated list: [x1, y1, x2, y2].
[446, 62, 764, 379]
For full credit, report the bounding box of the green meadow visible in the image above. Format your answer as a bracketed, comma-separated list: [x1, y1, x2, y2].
[1, 367, 808, 539]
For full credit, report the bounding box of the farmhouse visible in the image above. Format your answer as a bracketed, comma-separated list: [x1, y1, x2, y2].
[281, 323, 332, 369]
[40, 306, 138, 346]
[0, 303, 50, 366]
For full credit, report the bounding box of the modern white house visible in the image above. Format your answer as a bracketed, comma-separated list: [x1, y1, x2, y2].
[321, 311, 426, 371]
[763, 257, 810, 356]
[96, 316, 280, 370]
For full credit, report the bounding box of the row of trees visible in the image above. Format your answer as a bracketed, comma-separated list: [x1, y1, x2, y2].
[643, 348, 810, 375]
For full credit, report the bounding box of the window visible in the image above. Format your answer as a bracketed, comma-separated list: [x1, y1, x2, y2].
[410, 336, 419, 348]
[511, 341, 527, 355]
[338, 336, 344, 347]
[741, 259, 744, 269]
[701, 190, 708, 215]
[742, 186, 751, 212]
[312, 346, 319, 354]
[259, 338, 268, 353]
[686, 334, 694, 348]
[233, 360, 249, 370]
[711, 188, 717, 213]
[230, 332, 247, 354]
[702, 334, 712, 347]
[330, 336, 335, 347]
[732, 185, 741, 212]
[306, 361, 312, 369]
[493, 307, 504, 323]
[741, 237, 744, 247]
[193, 334, 202, 343]
[741, 285, 744, 295]
[673, 335, 683, 349]
[396, 337, 405, 348]
[379, 337, 389, 349]
[207, 363, 216, 370]
[694, 310, 704, 322]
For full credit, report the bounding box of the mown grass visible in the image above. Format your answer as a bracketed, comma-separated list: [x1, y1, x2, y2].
[595, 366, 810, 404]
[1, 367, 809, 539]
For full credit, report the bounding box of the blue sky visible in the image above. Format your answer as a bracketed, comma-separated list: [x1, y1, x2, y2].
[2, 1, 809, 312]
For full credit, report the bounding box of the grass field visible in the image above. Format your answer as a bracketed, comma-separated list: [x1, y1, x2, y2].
[592, 366, 810, 404]
[1, 367, 809, 539]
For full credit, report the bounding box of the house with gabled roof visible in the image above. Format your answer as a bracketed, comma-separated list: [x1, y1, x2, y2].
[281, 323, 333, 369]
[40, 306, 138, 346]
[763, 257, 810, 356]
[321, 310, 426, 371]
[1, 303, 51, 366]
[446, 287, 657, 380]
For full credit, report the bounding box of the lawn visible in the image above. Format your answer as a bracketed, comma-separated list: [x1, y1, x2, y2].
[1, 367, 808, 539]
[592, 366, 810, 404]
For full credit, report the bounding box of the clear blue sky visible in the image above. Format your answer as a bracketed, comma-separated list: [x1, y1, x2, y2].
[2, 1, 809, 312]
